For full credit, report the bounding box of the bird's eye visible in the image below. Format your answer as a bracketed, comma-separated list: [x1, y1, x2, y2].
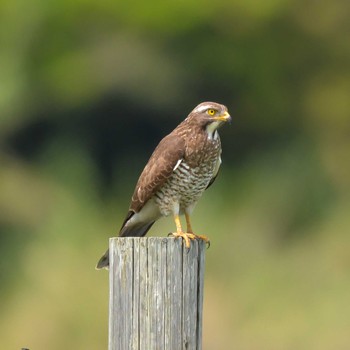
[207, 109, 216, 116]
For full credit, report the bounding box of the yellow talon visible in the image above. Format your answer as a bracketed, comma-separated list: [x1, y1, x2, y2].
[185, 212, 210, 246]
[171, 231, 195, 248]
[172, 214, 210, 248]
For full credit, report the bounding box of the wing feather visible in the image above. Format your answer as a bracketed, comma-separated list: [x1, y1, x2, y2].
[206, 154, 221, 190]
[129, 133, 185, 213]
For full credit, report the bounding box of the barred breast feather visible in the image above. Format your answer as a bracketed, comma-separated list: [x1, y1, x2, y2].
[154, 133, 221, 216]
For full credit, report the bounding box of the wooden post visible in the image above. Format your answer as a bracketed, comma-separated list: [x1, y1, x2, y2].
[108, 237, 206, 350]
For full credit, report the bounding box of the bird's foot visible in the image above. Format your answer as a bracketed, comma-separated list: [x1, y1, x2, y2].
[192, 233, 211, 248]
[169, 231, 196, 248]
[169, 232, 210, 248]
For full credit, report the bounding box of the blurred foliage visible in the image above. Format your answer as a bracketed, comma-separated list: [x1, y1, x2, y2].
[0, 0, 349, 349]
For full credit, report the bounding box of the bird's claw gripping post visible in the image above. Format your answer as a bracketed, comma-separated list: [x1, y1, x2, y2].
[169, 214, 212, 248]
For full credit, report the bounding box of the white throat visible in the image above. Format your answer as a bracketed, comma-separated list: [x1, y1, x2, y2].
[206, 121, 221, 140]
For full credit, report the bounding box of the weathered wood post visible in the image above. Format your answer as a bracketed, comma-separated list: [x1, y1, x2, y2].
[108, 237, 206, 350]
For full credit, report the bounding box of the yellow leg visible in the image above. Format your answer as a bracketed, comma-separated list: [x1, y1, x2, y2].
[185, 213, 210, 245]
[174, 214, 183, 233]
[185, 212, 194, 233]
[171, 214, 196, 248]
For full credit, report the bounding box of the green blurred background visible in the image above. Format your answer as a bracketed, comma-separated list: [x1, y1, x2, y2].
[1, 0, 349, 349]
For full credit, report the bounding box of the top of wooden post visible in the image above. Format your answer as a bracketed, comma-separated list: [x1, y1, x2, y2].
[108, 237, 206, 350]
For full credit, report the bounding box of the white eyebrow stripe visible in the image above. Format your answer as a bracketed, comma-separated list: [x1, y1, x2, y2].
[194, 104, 213, 113]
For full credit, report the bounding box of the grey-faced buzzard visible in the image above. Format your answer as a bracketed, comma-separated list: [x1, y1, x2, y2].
[96, 101, 231, 269]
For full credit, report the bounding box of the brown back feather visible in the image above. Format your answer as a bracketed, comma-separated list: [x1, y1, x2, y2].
[129, 133, 185, 213]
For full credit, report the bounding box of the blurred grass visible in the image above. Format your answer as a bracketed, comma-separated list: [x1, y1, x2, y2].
[1, 0, 350, 349]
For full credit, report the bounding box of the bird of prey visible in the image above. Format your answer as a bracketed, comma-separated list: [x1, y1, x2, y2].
[96, 101, 231, 269]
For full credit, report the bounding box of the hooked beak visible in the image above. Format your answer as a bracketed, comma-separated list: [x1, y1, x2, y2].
[213, 111, 232, 123]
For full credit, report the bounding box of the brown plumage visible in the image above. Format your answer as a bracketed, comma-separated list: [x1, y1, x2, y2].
[96, 101, 231, 269]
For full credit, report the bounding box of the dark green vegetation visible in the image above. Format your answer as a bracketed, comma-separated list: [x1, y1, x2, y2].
[0, 0, 349, 349]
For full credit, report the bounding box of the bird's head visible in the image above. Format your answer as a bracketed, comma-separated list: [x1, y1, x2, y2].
[188, 102, 231, 137]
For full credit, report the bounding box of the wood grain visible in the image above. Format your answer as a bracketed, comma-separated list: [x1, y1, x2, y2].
[108, 237, 206, 350]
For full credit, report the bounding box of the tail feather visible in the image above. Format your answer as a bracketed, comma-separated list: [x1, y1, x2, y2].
[96, 249, 109, 270]
[95, 220, 155, 270]
[119, 220, 155, 237]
